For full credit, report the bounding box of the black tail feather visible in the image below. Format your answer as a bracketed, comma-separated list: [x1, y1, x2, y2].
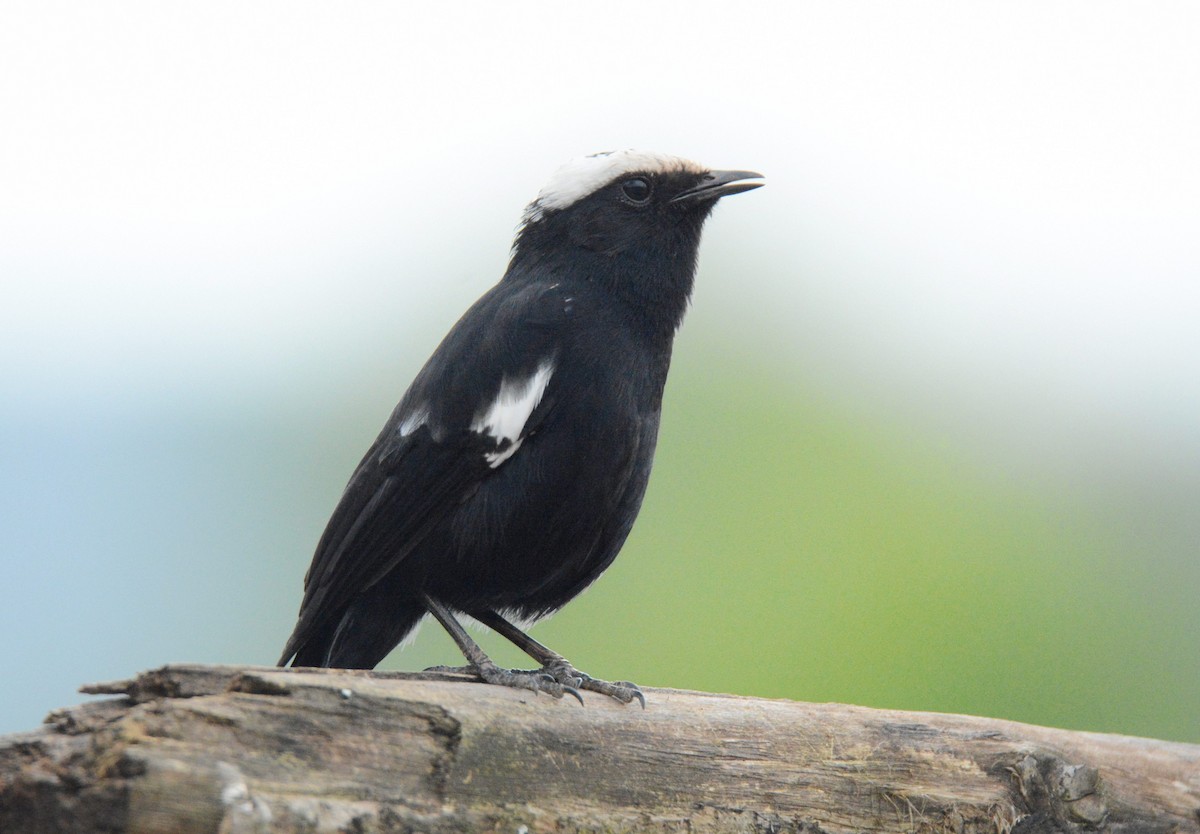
[280, 592, 427, 670]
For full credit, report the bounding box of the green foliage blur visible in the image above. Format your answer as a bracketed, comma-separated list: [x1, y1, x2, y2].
[4, 274, 1194, 744]
[370, 336, 1199, 744]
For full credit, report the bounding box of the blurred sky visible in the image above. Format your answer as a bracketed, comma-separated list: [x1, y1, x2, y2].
[2, 2, 1198, 739]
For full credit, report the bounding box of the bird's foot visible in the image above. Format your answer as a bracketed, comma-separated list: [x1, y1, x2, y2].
[539, 659, 646, 708]
[424, 661, 583, 705]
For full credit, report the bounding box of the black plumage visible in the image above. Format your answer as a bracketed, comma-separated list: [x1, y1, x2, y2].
[278, 151, 762, 704]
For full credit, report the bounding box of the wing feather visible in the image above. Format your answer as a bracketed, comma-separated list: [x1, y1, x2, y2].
[278, 280, 574, 665]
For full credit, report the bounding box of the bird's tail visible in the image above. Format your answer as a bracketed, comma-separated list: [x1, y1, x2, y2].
[279, 595, 428, 670]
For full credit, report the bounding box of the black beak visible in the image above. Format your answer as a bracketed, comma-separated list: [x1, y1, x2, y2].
[671, 169, 765, 203]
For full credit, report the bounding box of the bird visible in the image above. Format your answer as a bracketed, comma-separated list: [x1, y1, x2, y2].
[277, 150, 763, 705]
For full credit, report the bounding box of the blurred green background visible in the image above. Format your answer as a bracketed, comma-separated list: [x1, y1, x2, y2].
[2, 3, 1198, 743]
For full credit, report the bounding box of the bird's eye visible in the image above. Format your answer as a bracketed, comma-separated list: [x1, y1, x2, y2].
[621, 177, 651, 203]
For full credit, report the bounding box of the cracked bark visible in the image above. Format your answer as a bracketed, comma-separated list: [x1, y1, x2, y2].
[0, 664, 1197, 834]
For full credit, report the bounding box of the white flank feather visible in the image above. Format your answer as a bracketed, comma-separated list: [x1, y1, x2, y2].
[397, 406, 429, 437]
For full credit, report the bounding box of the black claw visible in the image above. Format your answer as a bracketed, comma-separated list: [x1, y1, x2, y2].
[536, 662, 643, 707]
[613, 680, 645, 706]
[424, 657, 639, 707]
[474, 664, 570, 700]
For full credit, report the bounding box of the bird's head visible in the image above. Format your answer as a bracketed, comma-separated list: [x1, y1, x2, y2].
[509, 150, 763, 331]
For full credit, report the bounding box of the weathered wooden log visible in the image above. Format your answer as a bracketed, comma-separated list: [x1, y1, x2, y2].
[0, 664, 1196, 833]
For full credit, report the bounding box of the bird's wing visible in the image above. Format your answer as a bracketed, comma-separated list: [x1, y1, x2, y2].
[279, 280, 571, 664]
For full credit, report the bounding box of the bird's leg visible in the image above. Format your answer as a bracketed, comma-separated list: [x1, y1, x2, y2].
[474, 610, 645, 707]
[422, 595, 582, 704]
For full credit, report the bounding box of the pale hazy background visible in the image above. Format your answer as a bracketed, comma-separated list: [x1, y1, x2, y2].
[2, 2, 1197, 741]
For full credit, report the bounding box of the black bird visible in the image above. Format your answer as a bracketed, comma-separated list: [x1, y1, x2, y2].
[278, 150, 762, 704]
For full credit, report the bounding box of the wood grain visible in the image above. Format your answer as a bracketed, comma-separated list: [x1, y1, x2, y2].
[1, 664, 1196, 833]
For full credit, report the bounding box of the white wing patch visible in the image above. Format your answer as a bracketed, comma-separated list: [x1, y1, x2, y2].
[471, 361, 554, 468]
[522, 150, 706, 224]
